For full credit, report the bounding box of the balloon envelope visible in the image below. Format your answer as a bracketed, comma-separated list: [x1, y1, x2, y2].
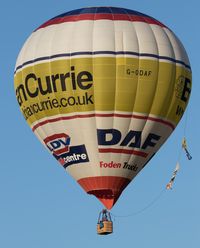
[14, 7, 192, 209]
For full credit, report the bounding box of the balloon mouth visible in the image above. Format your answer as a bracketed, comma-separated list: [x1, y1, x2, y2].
[87, 189, 120, 210]
[77, 176, 130, 209]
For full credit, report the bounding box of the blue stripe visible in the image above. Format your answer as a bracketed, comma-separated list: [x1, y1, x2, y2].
[14, 51, 191, 74]
[51, 7, 150, 20]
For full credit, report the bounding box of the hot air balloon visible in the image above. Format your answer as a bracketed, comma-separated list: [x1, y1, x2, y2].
[14, 7, 192, 216]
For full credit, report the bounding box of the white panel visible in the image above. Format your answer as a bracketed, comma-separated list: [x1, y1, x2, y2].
[149, 25, 175, 58]
[34, 26, 60, 59]
[32, 112, 173, 181]
[67, 21, 94, 52]
[114, 21, 139, 52]
[49, 23, 74, 54]
[164, 28, 190, 66]
[15, 20, 190, 71]
[92, 20, 115, 51]
[15, 33, 40, 68]
[133, 22, 158, 55]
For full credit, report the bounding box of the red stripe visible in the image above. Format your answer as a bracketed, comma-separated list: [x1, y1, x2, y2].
[98, 148, 148, 158]
[32, 113, 175, 132]
[43, 132, 67, 143]
[36, 14, 166, 30]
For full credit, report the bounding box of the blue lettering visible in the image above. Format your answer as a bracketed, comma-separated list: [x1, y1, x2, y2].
[181, 77, 191, 102]
[142, 133, 161, 149]
[120, 131, 141, 148]
[50, 140, 61, 149]
[60, 137, 70, 146]
[97, 129, 121, 145]
[97, 128, 161, 150]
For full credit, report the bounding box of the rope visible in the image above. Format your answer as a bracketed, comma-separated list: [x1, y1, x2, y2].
[182, 107, 192, 160]
[177, 106, 189, 162]
[111, 188, 166, 218]
[110, 106, 191, 220]
[183, 105, 189, 137]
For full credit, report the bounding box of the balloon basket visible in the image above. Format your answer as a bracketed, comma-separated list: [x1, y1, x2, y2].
[97, 209, 113, 235]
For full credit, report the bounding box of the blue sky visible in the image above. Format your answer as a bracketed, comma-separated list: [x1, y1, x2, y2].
[1, 0, 199, 247]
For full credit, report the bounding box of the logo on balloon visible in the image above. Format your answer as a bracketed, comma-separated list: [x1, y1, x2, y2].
[44, 133, 89, 168]
[44, 133, 71, 156]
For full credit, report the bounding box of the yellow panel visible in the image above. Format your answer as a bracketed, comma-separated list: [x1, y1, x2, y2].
[14, 57, 192, 126]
